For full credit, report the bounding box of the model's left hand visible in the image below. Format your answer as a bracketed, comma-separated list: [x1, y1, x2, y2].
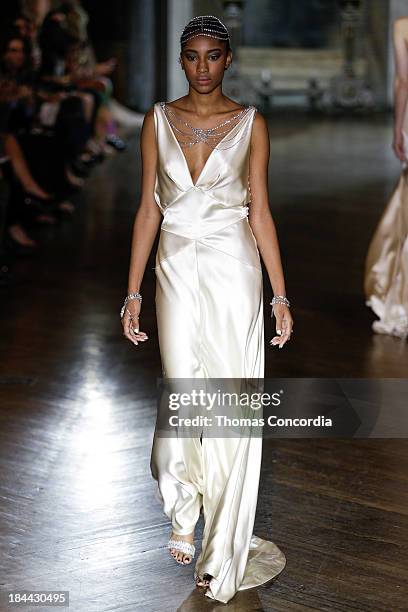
[269, 304, 293, 349]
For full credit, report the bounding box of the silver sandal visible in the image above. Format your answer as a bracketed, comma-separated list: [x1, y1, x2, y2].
[195, 572, 212, 587]
[167, 538, 196, 563]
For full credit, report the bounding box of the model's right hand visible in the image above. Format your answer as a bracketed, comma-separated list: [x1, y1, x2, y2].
[121, 300, 149, 346]
[393, 130, 406, 162]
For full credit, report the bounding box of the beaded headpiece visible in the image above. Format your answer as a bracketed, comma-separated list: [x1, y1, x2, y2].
[180, 15, 230, 48]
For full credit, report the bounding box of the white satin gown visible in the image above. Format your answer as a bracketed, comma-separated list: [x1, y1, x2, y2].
[364, 109, 408, 339]
[149, 101, 286, 603]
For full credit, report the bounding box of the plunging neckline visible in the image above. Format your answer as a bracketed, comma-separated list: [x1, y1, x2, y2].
[160, 102, 253, 188]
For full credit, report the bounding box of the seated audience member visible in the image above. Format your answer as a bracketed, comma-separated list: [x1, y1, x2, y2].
[0, 31, 48, 251]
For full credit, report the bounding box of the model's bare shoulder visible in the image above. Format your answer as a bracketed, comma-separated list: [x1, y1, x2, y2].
[249, 109, 269, 172]
[143, 105, 156, 126]
[139, 105, 158, 180]
[252, 109, 267, 127]
[141, 105, 157, 144]
[251, 110, 269, 143]
[139, 106, 158, 205]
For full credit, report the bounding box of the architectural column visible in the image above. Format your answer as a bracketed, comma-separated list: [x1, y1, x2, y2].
[387, 0, 408, 105]
[126, 0, 156, 111]
[363, 0, 390, 108]
[167, 0, 193, 102]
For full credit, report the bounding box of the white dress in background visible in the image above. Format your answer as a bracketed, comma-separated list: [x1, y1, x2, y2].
[364, 108, 408, 339]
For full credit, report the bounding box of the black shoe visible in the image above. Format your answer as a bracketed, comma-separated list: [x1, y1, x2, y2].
[23, 191, 55, 213]
[0, 262, 23, 287]
[68, 159, 92, 179]
[53, 201, 76, 222]
[79, 154, 98, 168]
[90, 151, 105, 164]
[105, 134, 127, 152]
[22, 191, 56, 227]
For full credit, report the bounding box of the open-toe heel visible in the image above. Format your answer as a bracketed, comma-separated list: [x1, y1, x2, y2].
[195, 573, 213, 587]
[167, 538, 196, 565]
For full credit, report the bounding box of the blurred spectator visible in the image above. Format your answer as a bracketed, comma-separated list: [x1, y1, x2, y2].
[17, 0, 52, 69]
[0, 0, 131, 269]
[0, 31, 48, 250]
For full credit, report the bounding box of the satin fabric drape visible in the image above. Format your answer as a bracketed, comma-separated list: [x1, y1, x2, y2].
[150, 101, 286, 603]
[364, 126, 408, 339]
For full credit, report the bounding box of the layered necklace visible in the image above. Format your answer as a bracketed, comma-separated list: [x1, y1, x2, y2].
[161, 101, 252, 150]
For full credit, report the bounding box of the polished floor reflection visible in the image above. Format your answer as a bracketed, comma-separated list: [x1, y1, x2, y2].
[0, 114, 407, 611]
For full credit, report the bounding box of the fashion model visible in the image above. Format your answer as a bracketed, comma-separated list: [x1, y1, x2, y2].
[121, 15, 293, 604]
[364, 17, 408, 340]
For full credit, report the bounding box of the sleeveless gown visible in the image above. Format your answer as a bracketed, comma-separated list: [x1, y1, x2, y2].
[149, 101, 286, 603]
[364, 106, 408, 339]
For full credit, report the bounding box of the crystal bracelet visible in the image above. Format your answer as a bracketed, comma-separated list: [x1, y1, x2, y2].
[120, 292, 142, 319]
[269, 295, 290, 317]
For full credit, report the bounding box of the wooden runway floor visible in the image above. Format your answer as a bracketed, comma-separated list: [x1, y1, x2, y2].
[0, 114, 407, 611]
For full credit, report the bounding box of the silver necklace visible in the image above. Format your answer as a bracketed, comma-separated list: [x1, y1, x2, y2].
[161, 101, 251, 149]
